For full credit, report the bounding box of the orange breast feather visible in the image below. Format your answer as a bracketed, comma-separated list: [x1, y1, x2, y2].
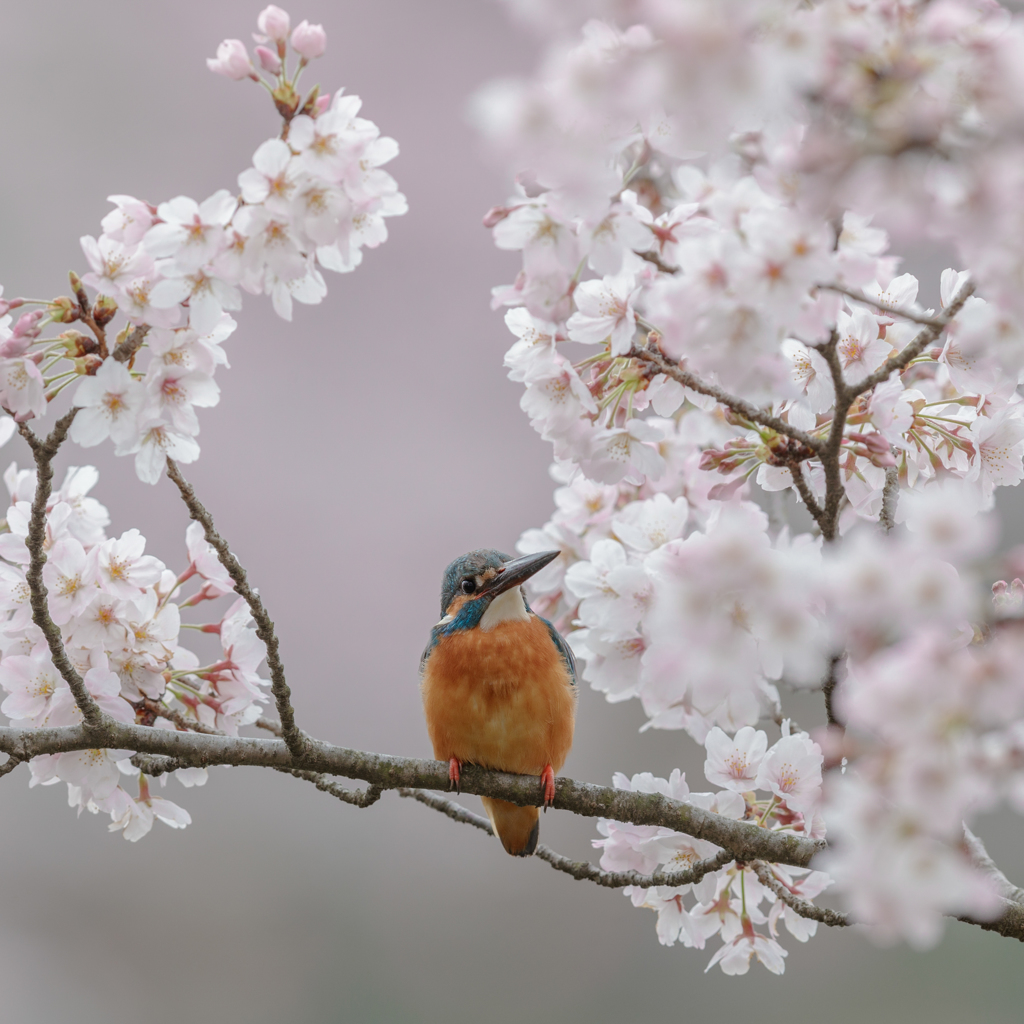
[420, 615, 576, 777]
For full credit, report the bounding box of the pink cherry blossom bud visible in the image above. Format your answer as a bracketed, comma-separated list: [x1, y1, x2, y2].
[255, 45, 282, 74]
[12, 310, 43, 340]
[206, 39, 255, 81]
[993, 578, 1024, 613]
[257, 5, 290, 42]
[483, 205, 513, 228]
[0, 297, 22, 316]
[847, 431, 896, 467]
[315, 94, 330, 114]
[291, 20, 326, 60]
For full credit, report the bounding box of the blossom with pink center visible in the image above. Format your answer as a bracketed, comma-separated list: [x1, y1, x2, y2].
[96, 529, 164, 600]
[581, 419, 666, 485]
[41, 537, 97, 625]
[0, 647, 62, 723]
[704, 726, 768, 792]
[238, 139, 300, 214]
[968, 408, 1024, 502]
[143, 191, 237, 273]
[835, 309, 890, 381]
[567, 268, 642, 356]
[141, 364, 219, 436]
[705, 930, 787, 976]
[754, 732, 823, 814]
[119, 422, 201, 485]
[80, 235, 154, 294]
[101, 195, 155, 247]
[0, 358, 46, 421]
[148, 263, 242, 335]
[70, 358, 145, 448]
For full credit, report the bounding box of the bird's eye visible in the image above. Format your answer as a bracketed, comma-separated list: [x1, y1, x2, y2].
[461, 579, 475, 595]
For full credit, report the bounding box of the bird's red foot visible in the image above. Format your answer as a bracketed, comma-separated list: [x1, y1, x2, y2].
[540, 764, 556, 810]
[448, 757, 462, 794]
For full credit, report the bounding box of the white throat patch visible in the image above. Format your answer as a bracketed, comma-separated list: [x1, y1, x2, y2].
[479, 587, 531, 631]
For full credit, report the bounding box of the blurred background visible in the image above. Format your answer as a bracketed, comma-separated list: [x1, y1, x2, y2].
[0, 2, 1022, 1021]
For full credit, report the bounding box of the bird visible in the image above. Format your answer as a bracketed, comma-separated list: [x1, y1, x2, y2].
[420, 548, 577, 857]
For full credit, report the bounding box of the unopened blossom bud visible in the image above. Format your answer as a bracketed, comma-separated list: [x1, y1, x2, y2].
[291, 20, 326, 60]
[272, 80, 300, 119]
[257, 5, 290, 43]
[483, 205, 513, 228]
[71, 353, 103, 377]
[315, 94, 330, 114]
[92, 294, 118, 327]
[0, 297, 22, 316]
[58, 330, 98, 358]
[255, 45, 282, 74]
[299, 85, 321, 118]
[68, 270, 89, 309]
[47, 296, 79, 323]
[12, 310, 43, 340]
[207, 39, 256, 81]
[993, 578, 1024, 613]
[847, 431, 896, 467]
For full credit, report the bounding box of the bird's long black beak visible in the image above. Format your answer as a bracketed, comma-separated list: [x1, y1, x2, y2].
[485, 550, 560, 598]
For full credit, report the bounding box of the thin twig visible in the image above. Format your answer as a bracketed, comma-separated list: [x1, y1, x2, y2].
[751, 861, 850, 928]
[137, 698, 223, 735]
[629, 344, 823, 453]
[880, 465, 899, 532]
[165, 458, 306, 759]
[279, 767, 383, 807]
[822, 654, 844, 729]
[111, 325, 149, 364]
[256, 717, 284, 737]
[0, 755, 22, 778]
[817, 283, 943, 328]
[789, 463, 824, 525]
[400, 788, 735, 888]
[19, 411, 104, 728]
[846, 280, 975, 400]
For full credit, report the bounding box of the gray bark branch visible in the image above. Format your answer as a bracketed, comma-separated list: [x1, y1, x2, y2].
[0, 720, 824, 868]
[400, 788, 735, 888]
[629, 344, 823, 453]
[165, 457, 307, 759]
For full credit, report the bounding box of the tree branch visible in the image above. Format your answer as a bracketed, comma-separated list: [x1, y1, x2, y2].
[111, 324, 149, 365]
[279, 767, 383, 807]
[629, 344, 823, 454]
[0, 720, 823, 868]
[845, 280, 975, 401]
[164, 457, 306, 759]
[788, 463, 824, 526]
[751, 861, 850, 927]
[19, 410, 106, 729]
[816, 283, 944, 328]
[880, 465, 899, 532]
[400, 788, 735, 888]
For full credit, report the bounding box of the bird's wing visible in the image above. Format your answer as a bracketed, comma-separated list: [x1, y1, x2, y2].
[540, 616, 577, 688]
[419, 627, 442, 677]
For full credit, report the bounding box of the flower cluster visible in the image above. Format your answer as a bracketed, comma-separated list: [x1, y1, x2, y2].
[0, 6, 404, 482]
[594, 723, 826, 975]
[483, 0, 1024, 966]
[0, 461, 269, 840]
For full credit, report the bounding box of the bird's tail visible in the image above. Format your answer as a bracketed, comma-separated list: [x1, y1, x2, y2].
[481, 797, 539, 857]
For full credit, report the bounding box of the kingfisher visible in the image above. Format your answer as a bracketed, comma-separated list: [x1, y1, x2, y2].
[420, 548, 577, 857]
